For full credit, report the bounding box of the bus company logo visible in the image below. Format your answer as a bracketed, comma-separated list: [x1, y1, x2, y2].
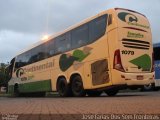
[118, 12, 150, 29]
[16, 68, 25, 78]
[118, 12, 138, 23]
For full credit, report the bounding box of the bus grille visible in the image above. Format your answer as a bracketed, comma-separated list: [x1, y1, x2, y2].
[122, 39, 150, 50]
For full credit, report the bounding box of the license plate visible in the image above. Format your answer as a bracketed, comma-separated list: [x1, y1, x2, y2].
[137, 75, 144, 80]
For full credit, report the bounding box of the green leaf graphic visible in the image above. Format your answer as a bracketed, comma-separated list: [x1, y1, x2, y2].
[73, 50, 89, 62]
[59, 54, 78, 72]
[130, 54, 151, 70]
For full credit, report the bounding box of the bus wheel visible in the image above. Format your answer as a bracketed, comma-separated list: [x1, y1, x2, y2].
[105, 89, 118, 96]
[71, 75, 86, 97]
[14, 84, 20, 97]
[140, 84, 153, 91]
[87, 91, 102, 97]
[57, 77, 72, 97]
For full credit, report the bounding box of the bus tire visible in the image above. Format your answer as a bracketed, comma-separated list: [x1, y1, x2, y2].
[105, 89, 118, 96]
[71, 75, 86, 97]
[87, 91, 102, 97]
[57, 77, 72, 97]
[140, 84, 153, 91]
[14, 84, 20, 97]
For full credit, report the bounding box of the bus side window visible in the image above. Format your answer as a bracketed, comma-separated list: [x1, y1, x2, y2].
[71, 24, 89, 49]
[46, 39, 55, 57]
[37, 45, 48, 61]
[66, 33, 72, 50]
[28, 49, 37, 63]
[15, 54, 26, 69]
[8, 58, 15, 80]
[89, 14, 108, 42]
[55, 33, 71, 54]
[25, 51, 31, 65]
[29, 44, 48, 63]
[15, 58, 20, 69]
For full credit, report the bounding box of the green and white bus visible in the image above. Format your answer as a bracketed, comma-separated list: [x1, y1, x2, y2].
[7, 8, 154, 97]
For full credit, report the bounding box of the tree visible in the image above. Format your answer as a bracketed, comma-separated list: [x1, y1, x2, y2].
[0, 63, 9, 87]
[0, 72, 6, 86]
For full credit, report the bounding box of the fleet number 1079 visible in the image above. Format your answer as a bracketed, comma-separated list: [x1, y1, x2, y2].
[121, 50, 134, 55]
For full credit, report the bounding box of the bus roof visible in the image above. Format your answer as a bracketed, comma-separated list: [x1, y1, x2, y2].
[153, 43, 160, 48]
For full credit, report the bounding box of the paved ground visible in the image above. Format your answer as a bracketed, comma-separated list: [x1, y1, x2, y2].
[0, 91, 160, 120]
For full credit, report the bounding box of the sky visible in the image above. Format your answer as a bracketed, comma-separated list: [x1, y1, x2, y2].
[0, 0, 160, 63]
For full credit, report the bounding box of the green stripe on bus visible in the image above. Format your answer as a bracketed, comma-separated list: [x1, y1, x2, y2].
[19, 80, 52, 93]
[8, 80, 52, 94]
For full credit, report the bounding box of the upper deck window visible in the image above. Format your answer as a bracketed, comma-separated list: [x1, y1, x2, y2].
[89, 14, 108, 42]
[72, 24, 89, 49]
[15, 14, 108, 68]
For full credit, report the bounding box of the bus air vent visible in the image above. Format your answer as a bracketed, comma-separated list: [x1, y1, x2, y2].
[122, 39, 150, 50]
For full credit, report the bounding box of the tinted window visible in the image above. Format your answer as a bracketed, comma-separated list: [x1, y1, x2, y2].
[15, 44, 48, 69]
[46, 39, 55, 57]
[29, 45, 48, 63]
[89, 14, 108, 42]
[15, 52, 29, 69]
[154, 47, 160, 60]
[55, 33, 71, 53]
[36, 45, 48, 61]
[71, 24, 89, 49]
[26, 50, 32, 64]
[15, 14, 108, 68]
[28, 49, 37, 64]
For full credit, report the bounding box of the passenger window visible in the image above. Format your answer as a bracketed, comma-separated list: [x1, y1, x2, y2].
[28, 49, 37, 63]
[89, 14, 108, 42]
[14, 14, 108, 68]
[46, 39, 55, 57]
[55, 33, 71, 53]
[25, 51, 31, 64]
[16, 52, 28, 68]
[37, 45, 47, 61]
[71, 24, 89, 49]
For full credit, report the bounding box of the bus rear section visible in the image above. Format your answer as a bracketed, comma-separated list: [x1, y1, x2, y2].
[111, 8, 154, 89]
